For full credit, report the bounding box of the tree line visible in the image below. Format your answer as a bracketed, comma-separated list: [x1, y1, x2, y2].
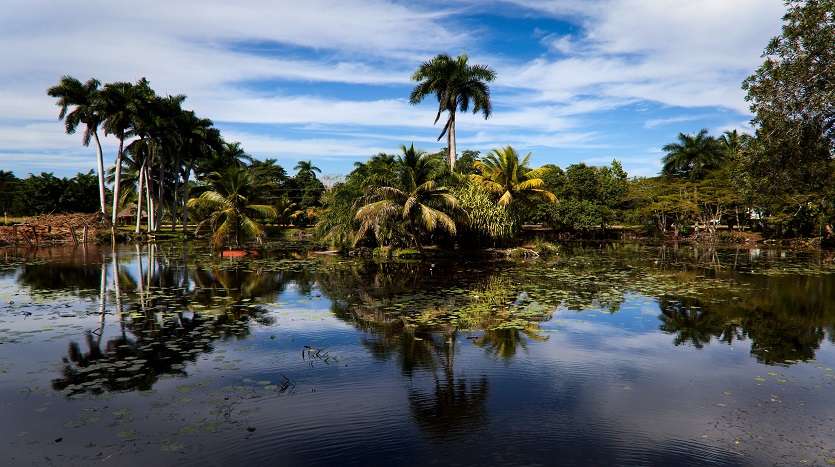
[41, 76, 325, 236]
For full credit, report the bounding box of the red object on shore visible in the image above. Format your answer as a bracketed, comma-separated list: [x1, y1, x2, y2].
[221, 249, 251, 258]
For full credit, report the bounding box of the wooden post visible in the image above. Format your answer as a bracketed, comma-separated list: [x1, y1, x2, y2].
[30, 225, 38, 248]
[70, 225, 79, 247]
[19, 225, 32, 248]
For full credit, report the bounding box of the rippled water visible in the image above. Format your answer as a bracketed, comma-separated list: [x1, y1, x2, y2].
[1, 242, 834, 466]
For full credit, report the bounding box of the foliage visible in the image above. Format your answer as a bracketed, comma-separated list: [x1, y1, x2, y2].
[410, 54, 496, 169]
[354, 144, 458, 247]
[470, 146, 557, 208]
[738, 0, 835, 237]
[0, 171, 101, 215]
[661, 129, 726, 180]
[451, 181, 517, 246]
[187, 167, 277, 247]
[532, 160, 627, 231]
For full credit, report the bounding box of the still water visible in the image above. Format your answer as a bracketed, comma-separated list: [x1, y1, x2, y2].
[1, 242, 834, 466]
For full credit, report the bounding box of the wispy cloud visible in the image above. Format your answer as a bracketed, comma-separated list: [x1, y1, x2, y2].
[643, 114, 712, 129]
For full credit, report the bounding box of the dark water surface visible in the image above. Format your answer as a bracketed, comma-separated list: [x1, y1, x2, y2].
[1, 242, 834, 466]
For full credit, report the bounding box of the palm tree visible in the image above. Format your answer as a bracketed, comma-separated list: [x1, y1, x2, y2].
[409, 54, 496, 170]
[718, 129, 752, 159]
[101, 81, 137, 225]
[47, 76, 107, 215]
[661, 129, 725, 179]
[178, 113, 221, 232]
[355, 144, 457, 247]
[294, 160, 321, 179]
[187, 167, 277, 248]
[470, 146, 556, 207]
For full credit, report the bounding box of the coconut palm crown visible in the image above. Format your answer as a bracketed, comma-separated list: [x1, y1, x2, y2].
[409, 54, 496, 170]
[187, 167, 277, 247]
[355, 144, 458, 247]
[47, 75, 107, 215]
[661, 129, 725, 180]
[470, 146, 557, 207]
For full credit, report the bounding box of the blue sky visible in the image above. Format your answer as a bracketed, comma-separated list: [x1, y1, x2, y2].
[0, 0, 786, 179]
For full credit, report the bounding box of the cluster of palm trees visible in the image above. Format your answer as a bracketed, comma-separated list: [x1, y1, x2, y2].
[47, 76, 242, 234]
[317, 143, 557, 249]
[661, 129, 751, 180]
[317, 53, 557, 249]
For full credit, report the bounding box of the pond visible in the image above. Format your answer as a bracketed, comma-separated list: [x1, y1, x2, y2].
[1, 242, 834, 466]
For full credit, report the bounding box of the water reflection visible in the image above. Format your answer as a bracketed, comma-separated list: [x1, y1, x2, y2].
[2, 243, 833, 397]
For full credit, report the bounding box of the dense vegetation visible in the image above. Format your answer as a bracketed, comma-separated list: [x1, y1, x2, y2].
[8, 0, 831, 248]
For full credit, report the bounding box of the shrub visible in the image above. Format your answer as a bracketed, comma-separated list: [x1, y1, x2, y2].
[452, 181, 517, 246]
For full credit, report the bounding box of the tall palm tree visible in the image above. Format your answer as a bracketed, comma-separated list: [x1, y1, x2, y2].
[294, 160, 321, 179]
[661, 129, 725, 180]
[187, 167, 277, 248]
[47, 76, 107, 215]
[101, 81, 137, 225]
[470, 146, 556, 207]
[410, 54, 496, 170]
[355, 144, 457, 247]
[178, 113, 220, 232]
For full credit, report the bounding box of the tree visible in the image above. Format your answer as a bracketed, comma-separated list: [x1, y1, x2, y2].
[743, 0, 834, 154]
[294, 160, 321, 179]
[470, 146, 556, 207]
[355, 144, 457, 247]
[47, 76, 107, 215]
[315, 153, 399, 249]
[718, 129, 752, 159]
[409, 54, 496, 170]
[289, 161, 325, 213]
[187, 167, 276, 248]
[101, 81, 138, 225]
[661, 129, 725, 180]
[0, 171, 19, 218]
[741, 0, 835, 236]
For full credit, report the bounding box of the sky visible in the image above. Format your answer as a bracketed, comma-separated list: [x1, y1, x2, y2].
[0, 0, 787, 179]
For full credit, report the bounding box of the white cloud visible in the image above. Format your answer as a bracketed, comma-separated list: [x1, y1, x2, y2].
[497, 0, 785, 112]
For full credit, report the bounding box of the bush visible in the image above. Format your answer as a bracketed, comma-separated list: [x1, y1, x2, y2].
[538, 198, 603, 232]
[452, 181, 517, 246]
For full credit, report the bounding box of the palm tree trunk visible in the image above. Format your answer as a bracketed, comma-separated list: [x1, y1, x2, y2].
[92, 130, 107, 216]
[181, 166, 191, 234]
[135, 162, 145, 234]
[447, 112, 457, 171]
[111, 137, 124, 226]
[157, 162, 164, 231]
[145, 166, 154, 232]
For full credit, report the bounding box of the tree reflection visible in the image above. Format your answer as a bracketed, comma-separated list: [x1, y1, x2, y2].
[51, 245, 285, 394]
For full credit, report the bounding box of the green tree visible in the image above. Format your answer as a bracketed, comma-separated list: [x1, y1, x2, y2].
[661, 129, 725, 180]
[187, 167, 277, 248]
[470, 146, 556, 207]
[355, 144, 457, 247]
[409, 54, 496, 170]
[0, 171, 19, 217]
[47, 76, 107, 215]
[294, 160, 321, 179]
[743, 0, 834, 153]
[101, 81, 138, 224]
[741, 0, 835, 236]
